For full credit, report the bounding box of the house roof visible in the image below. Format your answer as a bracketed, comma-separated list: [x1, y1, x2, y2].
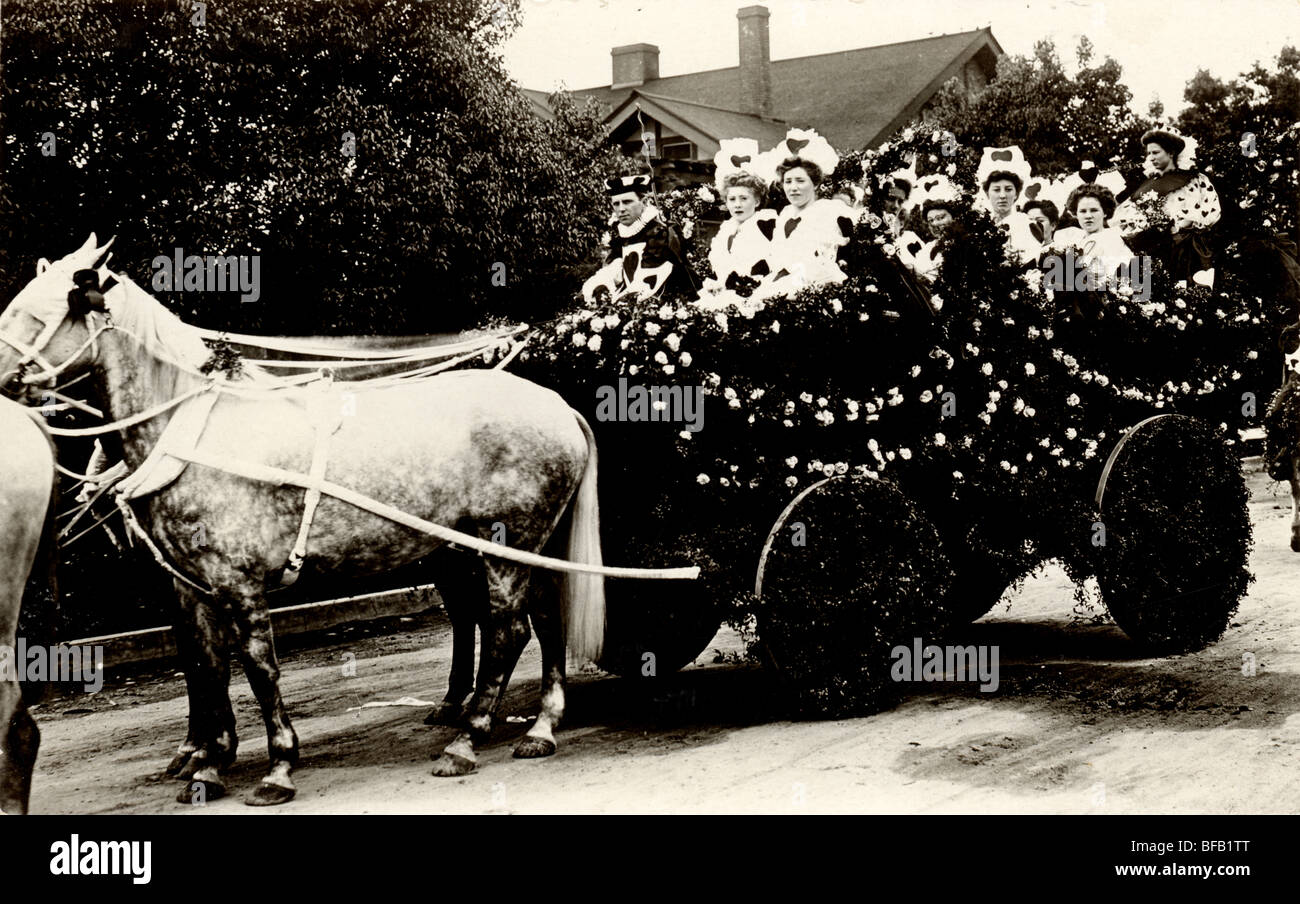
[524, 28, 1003, 152]
[605, 92, 790, 159]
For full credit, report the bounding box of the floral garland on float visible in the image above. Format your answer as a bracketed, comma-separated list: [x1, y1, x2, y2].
[515, 124, 1260, 714]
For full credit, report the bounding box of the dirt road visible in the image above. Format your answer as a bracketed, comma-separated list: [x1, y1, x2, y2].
[26, 459, 1300, 814]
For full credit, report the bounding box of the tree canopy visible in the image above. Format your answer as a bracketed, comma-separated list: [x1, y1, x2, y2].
[0, 0, 621, 333]
[927, 37, 1139, 176]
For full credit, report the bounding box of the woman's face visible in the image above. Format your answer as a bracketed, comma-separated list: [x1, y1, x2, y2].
[782, 167, 816, 209]
[1145, 142, 1173, 173]
[884, 186, 907, 215]
[1027, 208, 1055, 242]
[985, 179, 1019, 217]
[926, 208, 953, 238]
[1075, 197, 1106, 233]
[726, 186, 759, 222]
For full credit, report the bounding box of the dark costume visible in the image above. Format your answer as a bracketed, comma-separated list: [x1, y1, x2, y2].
[583, 175, 696, 304]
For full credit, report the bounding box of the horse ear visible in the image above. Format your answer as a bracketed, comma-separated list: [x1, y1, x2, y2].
[76, 234, 99, 256]
[92, 236, 116, 268]
[37, 257, 51, 275]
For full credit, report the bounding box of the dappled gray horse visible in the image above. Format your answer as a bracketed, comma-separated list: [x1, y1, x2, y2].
[0, 235, 609, 806]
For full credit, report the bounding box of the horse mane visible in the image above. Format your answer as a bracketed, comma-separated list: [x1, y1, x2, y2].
[107, 273, 280, 398]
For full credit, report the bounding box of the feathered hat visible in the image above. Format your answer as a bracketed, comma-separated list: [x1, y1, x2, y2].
[975, 145, 1033, 190]
[1056, 161, 1128, 212]
[1140, 125, 1198, 171]
[768, 128, 840, 182]
[713, 138, 763, 193]
[912, 173, 963, 217]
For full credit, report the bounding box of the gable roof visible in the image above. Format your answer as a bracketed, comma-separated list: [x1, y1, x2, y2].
[525, 28, 1002, 152]
[605, 92, 790, 158]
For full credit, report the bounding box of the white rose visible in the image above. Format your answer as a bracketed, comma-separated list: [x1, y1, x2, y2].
[666, 333, 681, 352]
[679, 352, 692, 367]
[654, 351, 669, 364]
[572, 332, 586, 346]
[587, 335, 602, 352]
[645, 322, 661, 336]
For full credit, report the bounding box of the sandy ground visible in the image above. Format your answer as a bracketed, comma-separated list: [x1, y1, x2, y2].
[24, 459, 1300, 815]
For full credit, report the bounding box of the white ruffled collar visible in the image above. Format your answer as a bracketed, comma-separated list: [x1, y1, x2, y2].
[612, 204, 661, 238]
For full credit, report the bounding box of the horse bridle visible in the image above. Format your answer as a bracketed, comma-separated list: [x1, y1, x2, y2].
[0, 275, 117, 397]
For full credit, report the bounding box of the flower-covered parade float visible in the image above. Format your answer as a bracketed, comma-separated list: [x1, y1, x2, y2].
[512, 126, 1286, 718]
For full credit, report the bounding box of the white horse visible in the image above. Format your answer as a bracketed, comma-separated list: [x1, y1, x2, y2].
[0, 398, 58, 814]
[0, 235, 612, 805]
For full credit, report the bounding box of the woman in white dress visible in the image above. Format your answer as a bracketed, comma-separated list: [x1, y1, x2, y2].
[975, 146, 1040, 266]
[707, 172, 774, 293]
[1050, 183, 1134, 290]
[754, 155, 856, 300]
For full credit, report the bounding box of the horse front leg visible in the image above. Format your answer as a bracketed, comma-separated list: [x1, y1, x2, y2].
[432, 561, 532, 777]
[228, 590, 299, 807]
[425, 547, 486, 727]
[164, 577, 212, 778]
[171, 583, 238, 805]
[0, 680, 39, 815]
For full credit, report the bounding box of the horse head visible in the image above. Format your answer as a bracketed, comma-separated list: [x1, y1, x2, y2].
[0, 234, 115, 401]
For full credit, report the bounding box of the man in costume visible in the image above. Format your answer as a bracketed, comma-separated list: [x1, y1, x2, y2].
[582, 174, 695, 304]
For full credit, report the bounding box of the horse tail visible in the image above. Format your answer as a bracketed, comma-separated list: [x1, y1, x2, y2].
[561, 411, 605, 663]
[18, 424, 60, 706]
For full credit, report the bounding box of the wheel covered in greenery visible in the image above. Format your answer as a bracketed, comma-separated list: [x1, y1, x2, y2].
[755, 476, 954, 718]
[596, 533, 724, 680]
[1093, 415, 1252, 653]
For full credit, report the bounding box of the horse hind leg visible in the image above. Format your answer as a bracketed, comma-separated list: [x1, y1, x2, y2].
[424, 546, 486, 727]
[514, 568, 565, 760]
[432, 560, 533, 777]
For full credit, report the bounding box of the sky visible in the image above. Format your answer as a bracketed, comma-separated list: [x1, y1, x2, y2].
[500, 0, 1300, 115]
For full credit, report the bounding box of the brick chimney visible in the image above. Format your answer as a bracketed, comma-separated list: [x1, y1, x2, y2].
[738, 5, 771, 118]
[612, 43, 659, 88]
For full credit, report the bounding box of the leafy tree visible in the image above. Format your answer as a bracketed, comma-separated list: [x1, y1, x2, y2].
[0, 0, 618, 334]
[927, 37, 1138, 176]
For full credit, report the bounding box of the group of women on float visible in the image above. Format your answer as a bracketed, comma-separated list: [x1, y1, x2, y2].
[586, 124, 1221, 310]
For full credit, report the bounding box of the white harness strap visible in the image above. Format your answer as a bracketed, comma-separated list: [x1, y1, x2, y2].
[115, 495, 213, 594]
[280, 381, 344, 586]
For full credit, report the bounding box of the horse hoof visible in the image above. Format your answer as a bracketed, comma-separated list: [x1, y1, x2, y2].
[177, 779, 225, 805]
[431, 753, 476, 777]
[513, 736, 556, 759]
[165, 749, 195, 777]
[424, 703, 462, 726]
[245, 782, 296, 807]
